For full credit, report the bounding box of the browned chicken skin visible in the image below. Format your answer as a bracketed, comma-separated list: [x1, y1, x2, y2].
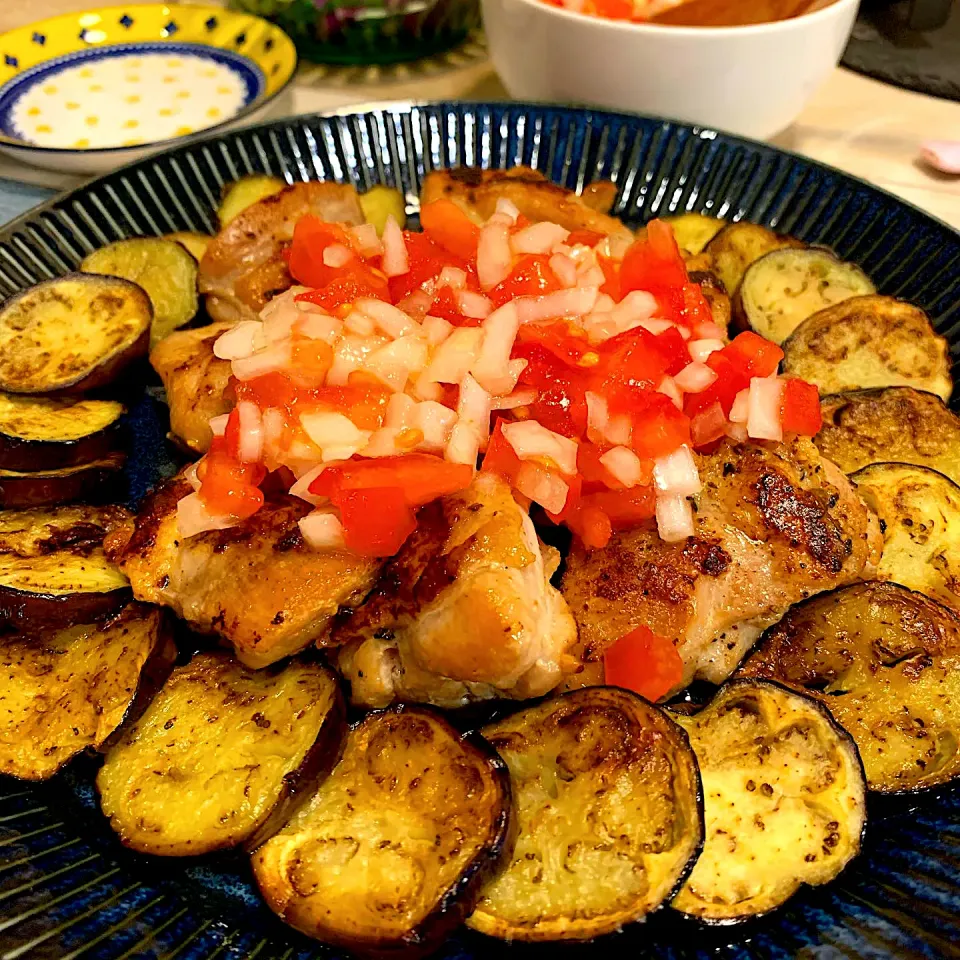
[333, 474, 578, 709]
[150, 323, 234, 454]
[106, 479, 380, 669]
[561, 437, 882, 693]
[199, 182, 365, 326]
[421, 168, 633, 242]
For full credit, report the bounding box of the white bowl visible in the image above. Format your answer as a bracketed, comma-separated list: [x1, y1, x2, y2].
[481, 0, 860, 140]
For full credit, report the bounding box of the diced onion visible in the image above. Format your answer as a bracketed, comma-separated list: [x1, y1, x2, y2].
[361, 427, 403, 458]
[549, 252, 578, 288]
[658, 376, 684, 410]
[656, 493, 695, 542]
[411, 376, 443, 402]
[501, 420, 578, 476]
[236, 401, 263, 463]
[510, 221, 570, 255]
[515, 462, 569, 515]
[438, 266, 467, 290]
[492, 387, 538, 410]
[231, 340, 292, 381]
[729, 388, 750, 424]
[421, 315, 453, 346]
[516, 287, 599, 325]
[214, 321, 262, 361]
[422, 327, 483, 384]
[458, 290, 493, 320]
[688, 338, 725, 363]
[747, 377, 785, 441]
[323, 243, 353, 268]
[600, 446, 644, 488]
[577, 265, 606, 288]
[344, 310, 376, 336]
[494, 197, 520, 223]
[504, 358, 528, 394]
[653, 445, 701, 496]
[183, 461, 201, 491]
[457, 374, 492, 441]
[327, 334, 385, 386]
[385, 392, 416, 428]
[363, 335, 429, 392]
[349, 223, 383, 258]
[381, 215, 409, 277]
[299, 511, 346, 550]
[726, 421, 749, 442]
[289, 463, 329, 505]
[585, 391, 609, 439]
[260, 292, 300, 342]
[396, 289, 433, 321]
[300, 411, 371, 461]
[674, 361, 718, 394]
[604, 414, 632, 447]
[445, 421, 481, 466]
[208, 413, 228, 438]
[356, 297, 419, 339]
[477, 220, 512, 290]
[414, 400, 458, 450]
[638, 318, 676, 336]
[294, 312, 341, 344]
[177, 492, 237, 539]
[472, 302, 520, 395]
[694, 321, 725, 340]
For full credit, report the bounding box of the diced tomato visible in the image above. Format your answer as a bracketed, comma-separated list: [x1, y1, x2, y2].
[568, 504, 612, 549]
[388, 232, 476, 302]
[197, 436, 266, 520]
[629, 393, 691, 460]
[620, 220, 687, 295]
[656, 282, 714, 328]
[545, 473, 583, 523]
[514, 343, 588, 439]
[428, 286, 478, 327]
[653, 326, 690, 376]
[222, 407, 242, 460]
[294, 270, 388, 311]
[578, 441, 624, 490]
[310, 453, 473, 506]
[289, 337, 334, 386]
[337, 487, 418, 557]
[286, 215, 350, 288]
[603, 624, 683, 701]
[683, 351, 750, 419]
[592, 0, 636, 18]
[594, 328, 672, 407]
[420, 198, 481, 260]
[566, 229, 606, 248]
[581, 485, 656, 529]
[489, 255, 562, 307]
[235, 372, 298, 409]
[724, 331, 784, 379]
[482, 421, 523, 481]
[781, 378, 822, 435]
[517, 321, 594, 367]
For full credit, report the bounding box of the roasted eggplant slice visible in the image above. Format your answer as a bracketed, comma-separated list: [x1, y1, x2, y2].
[815, 387, 960, 483]
[781, 296, 952, 401]
[0, 504, 131, 628]
[852, 462, 960, 611]
[218, 174, 286, 226]
[738, 582, 960, 793]
[0, 604, 173, 780]
[80, 238, 200, 346]
[0, 275, 151, 394]
[97, 653, 346, 857]
[359, 185, 406, 234]
[734, 248, 875, 344]
[0, 452, 125, 508]
[664, 213, 726, 256]
[467, 687, 703, 942]
[671, 679, 866, 921]
[0, 393, 124, 471]
[703, 221, 803, 295]
[252, 707, 511, 955]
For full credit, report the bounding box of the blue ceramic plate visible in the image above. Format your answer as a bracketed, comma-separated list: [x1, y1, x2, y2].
[0, 102, 958, 960]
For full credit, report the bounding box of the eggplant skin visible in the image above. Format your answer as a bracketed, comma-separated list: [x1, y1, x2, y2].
[0, 604, 173, 781]
[252, 706, 512, 957]
[97, 653, 346, 858]
[0, 453, 126, 508]
[738, 582, 960, 794]
[703, 221, 803, 297]
[0, 274, 151, 395]
[0, 395, 124, 472]
[467, 687, 704, 942]
[815, 387, 960, 485]
[671, 679, 867, 924]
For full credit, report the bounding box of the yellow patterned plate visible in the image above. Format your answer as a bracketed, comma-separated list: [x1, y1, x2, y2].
[0, 3, 297, 174]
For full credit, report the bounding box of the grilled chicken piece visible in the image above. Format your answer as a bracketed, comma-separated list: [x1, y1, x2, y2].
[561, 437, 882, 693]
[106, 479, 380, 669]
[421, 167, 633, 242]
[333, 473, 578, 709]
[150, 323, 234, 454]
[198, 182, 365, 326]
